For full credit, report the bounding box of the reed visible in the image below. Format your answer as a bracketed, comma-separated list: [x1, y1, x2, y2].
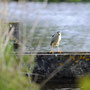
[0, 0, 40, 90]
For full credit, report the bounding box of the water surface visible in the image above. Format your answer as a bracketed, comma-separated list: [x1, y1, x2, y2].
[6, 2, 90, 51]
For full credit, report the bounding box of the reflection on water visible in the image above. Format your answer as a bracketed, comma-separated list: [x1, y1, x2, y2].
[6, 2, 90, 51]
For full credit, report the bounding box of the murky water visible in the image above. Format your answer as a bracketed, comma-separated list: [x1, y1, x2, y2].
[6, 2, 90, 51]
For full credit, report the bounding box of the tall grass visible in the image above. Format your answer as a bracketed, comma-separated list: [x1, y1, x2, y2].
[11, 0, 90, 2]
[0, 0, 40, 90]
[0, 23, 40, 90]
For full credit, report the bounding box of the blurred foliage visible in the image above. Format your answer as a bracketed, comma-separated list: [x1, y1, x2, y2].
[0, 31, 39, 89]
[12, 0, 90, 2]
[80, 76, 90, 90]
[36, 0, 81, 2]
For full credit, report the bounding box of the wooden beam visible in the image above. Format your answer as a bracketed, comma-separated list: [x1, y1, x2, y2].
[30, 52, 90, 89]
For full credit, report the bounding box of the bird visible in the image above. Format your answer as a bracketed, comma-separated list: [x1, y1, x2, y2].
[50, 31, 61, 53]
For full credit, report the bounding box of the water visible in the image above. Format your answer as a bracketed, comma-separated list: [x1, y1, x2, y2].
[6, 2, 90, 51]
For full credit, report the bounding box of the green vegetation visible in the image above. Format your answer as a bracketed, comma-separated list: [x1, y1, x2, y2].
[0, 23, 39, 90]
[80, 76, 90, 90]
[36, 0, 81, 2]
[12, 0, 90, 2]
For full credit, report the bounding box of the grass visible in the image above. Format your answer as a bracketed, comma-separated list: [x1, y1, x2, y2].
[79, 76, 90, 90]
[0, 23, 39, 90]
[12, 0, 90, 2]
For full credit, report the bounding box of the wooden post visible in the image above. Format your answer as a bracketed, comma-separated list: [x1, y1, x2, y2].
[9, 22, 19, 50]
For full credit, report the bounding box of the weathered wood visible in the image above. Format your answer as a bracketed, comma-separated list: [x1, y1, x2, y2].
[30, 52, 90, 89]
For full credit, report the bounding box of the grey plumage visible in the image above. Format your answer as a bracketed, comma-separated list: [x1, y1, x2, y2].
[50, 31, 61, 47]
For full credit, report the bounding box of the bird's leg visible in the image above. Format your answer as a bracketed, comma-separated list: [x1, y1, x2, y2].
[57, 46, 62, 53]
[50, 46, 54, 54]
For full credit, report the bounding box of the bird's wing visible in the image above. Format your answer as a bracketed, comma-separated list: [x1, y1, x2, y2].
[50, 35, 57, 46]
[52, 34, 55, 37]
[50, 39, 54, 46]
